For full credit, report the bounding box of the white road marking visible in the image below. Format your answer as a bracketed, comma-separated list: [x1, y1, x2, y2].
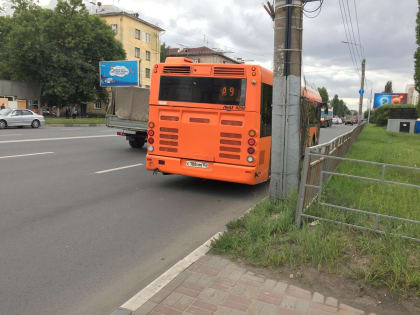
[0, 135, 116, 144]
[0, 152, 54, 159]
[95, 163, 144, 174]
[0, 134, 24, 137]
[120, 232, 222, 312]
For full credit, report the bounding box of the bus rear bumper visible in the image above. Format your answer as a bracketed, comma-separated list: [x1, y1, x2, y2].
[146, 155, 260, 185]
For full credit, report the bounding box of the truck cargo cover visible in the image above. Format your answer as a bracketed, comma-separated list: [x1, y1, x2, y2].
[108, 87, 150, 122]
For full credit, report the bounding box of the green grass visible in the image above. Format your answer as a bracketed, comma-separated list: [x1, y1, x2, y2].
[212, 125, 420, 298]
[45, 117, 105, 125]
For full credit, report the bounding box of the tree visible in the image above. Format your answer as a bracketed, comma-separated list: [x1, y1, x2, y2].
[0, 0, 125, 108]
[160, 42, 170, 62]
[317, 87, 329, 104]
[415, 0, 420, 94]
[383, 81, 393, 93]
[330, 94, 351, 117]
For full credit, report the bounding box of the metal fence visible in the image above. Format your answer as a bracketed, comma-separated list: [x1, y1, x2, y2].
[296, 123, 420, 242]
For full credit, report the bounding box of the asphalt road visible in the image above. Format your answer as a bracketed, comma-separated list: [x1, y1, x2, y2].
[0, 124, 352, 315]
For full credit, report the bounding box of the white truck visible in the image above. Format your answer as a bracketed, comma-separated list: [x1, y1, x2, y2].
[106, 87, 150, 148]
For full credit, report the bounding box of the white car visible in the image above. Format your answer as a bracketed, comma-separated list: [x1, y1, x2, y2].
[0, 109, 45, 129]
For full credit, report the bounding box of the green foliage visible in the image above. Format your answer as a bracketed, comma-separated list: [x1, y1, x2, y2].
[415, 0, 420, 94]
[0, 0, 126, 107]
[384, 81, 393, 93]
[212, 126, 420, 297]
[317, 87, 329, 104]
[370, 104, 417, 126]
[160, 42, 170, 63]
[330, 94, 351, 117]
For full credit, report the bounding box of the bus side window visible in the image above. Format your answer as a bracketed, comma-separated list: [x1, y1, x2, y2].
[260, 83, 272, 137]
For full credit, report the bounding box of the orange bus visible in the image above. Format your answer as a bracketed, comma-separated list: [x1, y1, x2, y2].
[146, 57, 321, 185]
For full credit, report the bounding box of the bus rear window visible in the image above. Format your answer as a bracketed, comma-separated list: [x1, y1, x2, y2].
[159, 76, 246, 106]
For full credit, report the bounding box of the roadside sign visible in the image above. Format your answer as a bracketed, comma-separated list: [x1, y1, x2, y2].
[99, 60, 139, 87]
[359, 89, 365, 95]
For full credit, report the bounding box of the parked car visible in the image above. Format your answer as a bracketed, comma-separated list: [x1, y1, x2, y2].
[40, 107, 57, 117]
[0, 109, 45, 129]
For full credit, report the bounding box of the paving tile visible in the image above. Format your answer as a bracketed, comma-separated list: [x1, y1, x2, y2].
[163, 292, 184, 306]
[272, 282, 288, 295]
[171, 295, 195, 312]
[257, 290, 284, 306]
[198, 288, 229, 305]
[134, 301, 157, 315]
[175, 285, 201, 298]
[286, 285, 312, 300]
[154, 304, 182, 315]
[215, 306, 235, 315]
[339, 303, 364, 315]
[184, 306, 213, 315]
[191, 263, 222, 277]
[325, 297, 338, 308]
[309, 302, 338, 315]
[312, 292, 325, 304]
[210, 277, 237, 292]
[151, 289, 174, 304]
[192, 300, 218, 312]
[247, 300, 278, 315]
[263, 279, 277, 291]
[226, 294, 252, 307]
[280, 295, 311, 313]
[223, 299, 249, 312]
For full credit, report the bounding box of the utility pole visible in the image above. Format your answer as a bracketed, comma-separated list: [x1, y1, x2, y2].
[367, 88, 373, 123]
[269, 0, 304, 200]
[358, 59, 366, 124]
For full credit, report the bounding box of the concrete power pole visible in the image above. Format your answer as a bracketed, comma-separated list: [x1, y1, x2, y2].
[358, 59, 366, 124]
[269, 0, 304, 200]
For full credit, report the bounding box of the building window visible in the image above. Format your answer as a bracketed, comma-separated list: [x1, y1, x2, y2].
[94, 101, 102, 110]
[135, 29, 141, 40]
[146, 51, 151, 61]
[111, 24, 118, 34]
[135, 47, 140, 58]
[145, 33, 151, 43]
[145, 68, 151, 78]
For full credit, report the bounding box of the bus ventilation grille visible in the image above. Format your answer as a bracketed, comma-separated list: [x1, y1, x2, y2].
[159, 127, 179, 153]
[214, 67, 245, 76]
[219, 132, 242, 160]
[163, 66, 191, 74]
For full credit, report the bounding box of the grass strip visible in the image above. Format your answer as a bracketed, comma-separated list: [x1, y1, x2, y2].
[212, 125, 420, 298]
[45, 118, 105, 125]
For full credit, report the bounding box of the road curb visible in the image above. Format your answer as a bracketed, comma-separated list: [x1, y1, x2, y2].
[111, 203, 260, 315]
[46, 124, 106, 127]
[112, 232, 222, 314]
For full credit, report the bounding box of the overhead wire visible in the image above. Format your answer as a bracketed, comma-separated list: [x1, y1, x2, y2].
[344, 0, 363, 61]
[303, 0, 324, 19]
[353, 0, 365, 58]
[338, 0, 360, 76]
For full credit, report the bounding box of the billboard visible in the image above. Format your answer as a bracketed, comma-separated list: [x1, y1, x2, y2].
[373, 93, 408, 109]
[99, 60, 139, 87]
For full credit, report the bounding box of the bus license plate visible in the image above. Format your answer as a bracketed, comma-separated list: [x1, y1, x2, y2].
[186, 161, 209, 169]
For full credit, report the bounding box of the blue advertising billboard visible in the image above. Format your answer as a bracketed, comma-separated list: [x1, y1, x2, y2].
[99, 60, 139, 87]
[373, 93, 408, 109]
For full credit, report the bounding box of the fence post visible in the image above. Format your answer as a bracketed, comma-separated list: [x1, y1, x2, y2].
[296, 147, 311, 228]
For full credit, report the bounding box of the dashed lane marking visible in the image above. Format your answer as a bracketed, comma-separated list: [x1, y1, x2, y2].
[95, 163, 144, 174]
[0, 152, 54, 159]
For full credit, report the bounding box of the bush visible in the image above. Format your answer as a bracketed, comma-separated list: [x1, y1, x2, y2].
[370, 105, 417, 126]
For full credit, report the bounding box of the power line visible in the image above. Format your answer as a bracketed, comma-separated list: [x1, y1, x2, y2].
[338, 0, 360, 76]
[353, 0, 365, 58]
[344, 0, 362, 61]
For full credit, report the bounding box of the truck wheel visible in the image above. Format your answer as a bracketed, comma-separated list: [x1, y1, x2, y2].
[129, 137, 145, 149]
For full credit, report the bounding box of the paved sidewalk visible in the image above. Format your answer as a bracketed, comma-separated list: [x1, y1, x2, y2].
[133, 255, 374, 315]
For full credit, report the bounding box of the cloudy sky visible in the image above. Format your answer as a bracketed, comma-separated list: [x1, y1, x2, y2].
[40, 0, 417, 111]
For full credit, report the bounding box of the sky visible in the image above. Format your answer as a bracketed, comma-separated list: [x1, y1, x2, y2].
[39, 0, 419, 111]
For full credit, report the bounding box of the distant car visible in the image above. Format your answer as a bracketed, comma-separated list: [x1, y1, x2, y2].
[0, 109, 45, 129]
[332, 117, 339, 124]
[337, 118, 343, 124]
[41, 107, 57, 117]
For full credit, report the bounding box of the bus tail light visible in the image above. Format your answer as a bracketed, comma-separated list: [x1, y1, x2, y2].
[148, 138, 155, 144]
[148, 122, 155, 128]
[247, 156, 255, 163]
[248, 130, 256, 137]
[148, 145, 154, 152]
[247, 147, 255, 155]
[248, 138, 256, 146]
[148, 130, 155, 137]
